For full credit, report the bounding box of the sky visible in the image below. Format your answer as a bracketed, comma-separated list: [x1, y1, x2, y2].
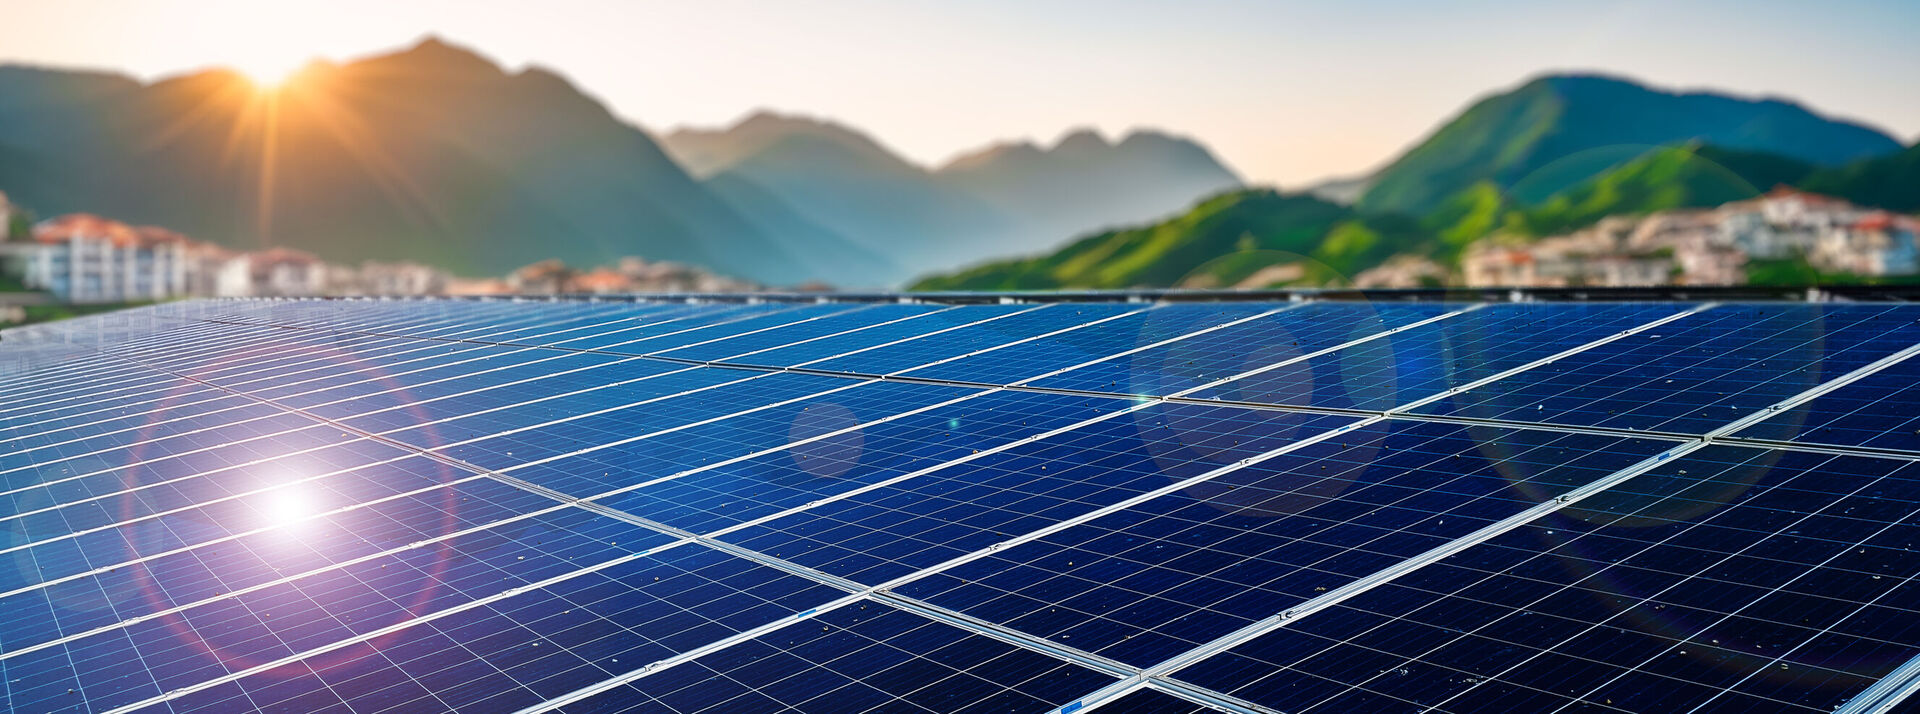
[3, 0, 1916, 186]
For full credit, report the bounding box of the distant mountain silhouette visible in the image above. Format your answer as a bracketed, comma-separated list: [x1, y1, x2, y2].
[0, 37, 890, 286]
[933, 128, 1242, 250]
[1358, 73, 1904, 216]
[661, 111, 1014, 275]
[660, 113, 1243, 276]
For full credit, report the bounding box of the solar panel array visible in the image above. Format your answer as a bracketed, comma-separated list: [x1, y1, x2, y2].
[2, 296, 1919, 714]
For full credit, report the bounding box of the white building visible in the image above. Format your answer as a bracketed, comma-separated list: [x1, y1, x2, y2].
[1, 214, 189, 303]
[1813, 213, 1919, 276]
[249, 248, 329, 297]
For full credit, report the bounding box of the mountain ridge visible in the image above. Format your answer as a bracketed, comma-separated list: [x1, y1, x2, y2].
[0, 36, 906, 286]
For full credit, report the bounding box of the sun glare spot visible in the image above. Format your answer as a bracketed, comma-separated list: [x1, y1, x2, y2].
[238, 56, 306, 90]
[262, 485, 318, 528]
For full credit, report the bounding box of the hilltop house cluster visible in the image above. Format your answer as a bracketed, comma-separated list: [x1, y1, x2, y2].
[1463, 188, 1919, 287]
[448, 258, 763, 296]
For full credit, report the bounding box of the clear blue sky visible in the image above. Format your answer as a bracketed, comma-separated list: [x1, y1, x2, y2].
[3, 0, 1915, 185]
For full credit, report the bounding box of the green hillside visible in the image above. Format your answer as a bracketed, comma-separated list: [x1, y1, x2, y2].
[1801, 144, 1920, 212]
[1358, 74, 1901, 216]
[1509, 143, 1818, 236]
[911, 190, 1431, 290]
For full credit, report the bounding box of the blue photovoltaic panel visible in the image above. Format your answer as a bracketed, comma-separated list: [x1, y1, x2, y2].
[895, 420, 1673, 666]
[901, 303, 1276, 386]
[801, 303, 1140, 375]
[3, 296, 1920, 714]
[654, 303, 943, 361]
[592, 389, 1133, 534]
[1028, 301, 1458, 396]
[142, 545, 848, 714]
[1173, 446, 1920, 714]
[1732, 352, 1920, 453]
[553, 602, 1116, 714]
[1187, 302, 1689, 410]
[718, 403, 1357, 585]
[703, 304, 1033, 367]
[1409, 304, 1920, 434]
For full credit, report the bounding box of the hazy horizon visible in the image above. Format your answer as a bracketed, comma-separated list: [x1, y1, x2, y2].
[2, 0, 1917, 187]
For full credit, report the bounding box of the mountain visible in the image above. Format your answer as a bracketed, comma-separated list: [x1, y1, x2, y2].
[932, 128, 1242, 246]
[660, 114, 1245, 278]
[699, 172, 901, 286]
[0, 37, 889, 286]
[1800, 143, 1920, 213]
[911, 189, 1429, 291]
[1357, 73, 1904, 216]
[661, 111, 1015, 276]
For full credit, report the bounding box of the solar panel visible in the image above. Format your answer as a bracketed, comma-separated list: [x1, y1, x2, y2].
[3, 295, 1920, 714]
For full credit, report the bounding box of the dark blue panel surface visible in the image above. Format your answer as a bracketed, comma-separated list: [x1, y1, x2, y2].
[1029, 302, 1459, 396]
[596, 389, 1131, 533]
[496, 380, 982, 499]
[898, 420, 1673, 666]
[904, 304, 1275, 386]
[719, 403, 1357, 585]
[686, 304, 1031, 368]
[545, 304, 856, 353]
[1734, 352, 1920, 453]
[657, 303, 942, 362]
[1411, 304, 1920, 434]
[1189, 302, 1687, 410]
[145, 545, 845, 714]
[553, 601, 1115, 714]
[416, 372, 864, 472]
[804, 304, 1140, 376]
[1176, 446, 1920, 714]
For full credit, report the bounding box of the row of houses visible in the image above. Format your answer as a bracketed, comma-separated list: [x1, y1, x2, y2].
[0, 205, 766, 302]
[0, 212, 449, 302]
[1463, 188, 1919, 287]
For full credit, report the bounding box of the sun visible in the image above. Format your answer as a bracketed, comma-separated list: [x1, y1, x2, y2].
[236, 54, 308, 90]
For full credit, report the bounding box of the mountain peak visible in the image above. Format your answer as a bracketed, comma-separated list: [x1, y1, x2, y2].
[360, 34, 505, 76]
[1053, 128, 1110, 153]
